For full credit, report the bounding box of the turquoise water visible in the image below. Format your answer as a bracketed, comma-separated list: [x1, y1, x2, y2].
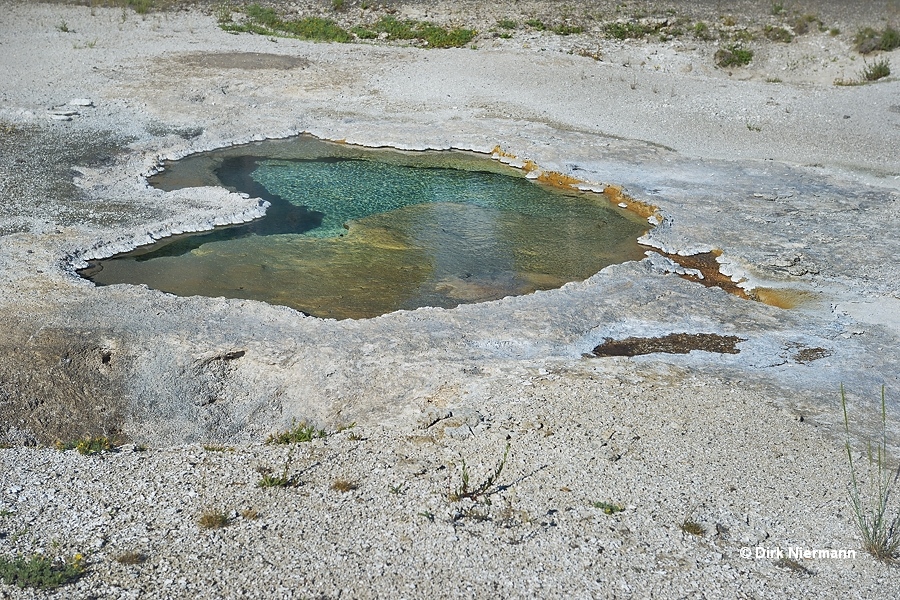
[252, 157, 595, 238]
[83, 137, 648, 319]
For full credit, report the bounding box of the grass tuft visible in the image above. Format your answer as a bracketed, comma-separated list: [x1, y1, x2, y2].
[552, 24, 584, 36]
[91, 0, 155, 14]
[256, 462, 300, 488]
[222, 5, 351, 43]
[842, 385, 900, 562]
[246, 4, 279, 27]
[593, 501, 625, 515]
[197, 509, 230, 530]
[374, 15, 416, 39]
[350, 26, 378, 39]
[224, 10, 477, 49]
[373, 16, 476, 48]
[854, 26, 900, 54]
[692, 21, 716, 41]
[715, 44, 753, 68]
[449, 442, 510, 502]
[0, 554, 85, 589]
[680, 519, 706, 536]
[791, 14, 820, 36]
[861, 58, 891, 81]
[605, 21, 652, 40]
[202, 444, 234, 452]
[417, 23, 475, 48]
[764, 25, 793, 43]
[257, 472, 299, 488]
[835, 59, 892, 86]
[331, 479, 359, 492]
[266, 420, 327, 445]
[127, 0, 153, 14]
[279, 17, 352, 43]
[256, 450, 301, 488]
[56, 437, 113, 455]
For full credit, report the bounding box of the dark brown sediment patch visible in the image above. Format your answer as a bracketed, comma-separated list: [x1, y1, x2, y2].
[661, 251, 750, 299]
[591, 332, 746, 357]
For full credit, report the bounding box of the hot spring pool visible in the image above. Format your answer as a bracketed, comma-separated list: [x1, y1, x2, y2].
[80, 136, 649, 319]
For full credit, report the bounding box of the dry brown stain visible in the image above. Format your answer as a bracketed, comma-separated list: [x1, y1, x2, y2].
[489, 146, 661, 219]
[750, 287, 817, 309]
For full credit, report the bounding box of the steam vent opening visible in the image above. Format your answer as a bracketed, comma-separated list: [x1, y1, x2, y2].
[79, 136, 650, 319]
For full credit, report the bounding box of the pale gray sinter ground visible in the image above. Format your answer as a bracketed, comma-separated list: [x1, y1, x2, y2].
[1, 1, 899, 598]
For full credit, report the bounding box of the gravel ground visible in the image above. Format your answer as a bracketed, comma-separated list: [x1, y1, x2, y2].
[1, 373, 892, 598]
[1, 0, 900, 597]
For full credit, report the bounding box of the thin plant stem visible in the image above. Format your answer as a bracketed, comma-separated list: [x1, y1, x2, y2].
[842, 385, 900, 562]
